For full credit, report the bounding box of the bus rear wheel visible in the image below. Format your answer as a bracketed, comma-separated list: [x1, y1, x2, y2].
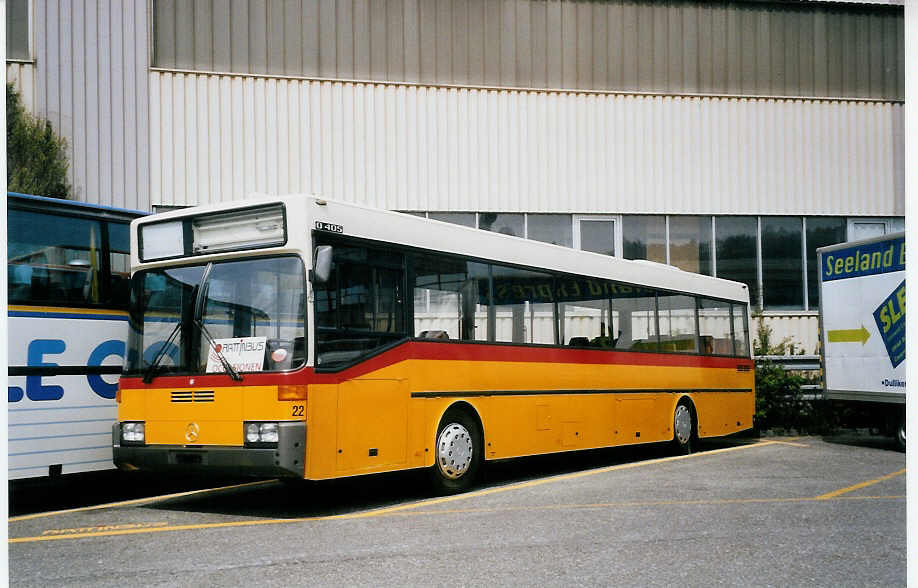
[429, 408, 482, 494]
[672, 400, 696, 455]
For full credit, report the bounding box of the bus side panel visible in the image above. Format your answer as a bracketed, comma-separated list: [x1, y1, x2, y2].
[8, 310, 127, 479]
[304, 383, 338, 479]
[406, 359, 751, 461]
[306, 379, 423, 480]
[692, 390, 755, 438]
[305, 354, 754, 477]
[335, 378, 409, 473]
[614, 394, 672, 445]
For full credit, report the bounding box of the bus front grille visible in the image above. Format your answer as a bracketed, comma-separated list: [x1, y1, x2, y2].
[171, 391, 215, 403]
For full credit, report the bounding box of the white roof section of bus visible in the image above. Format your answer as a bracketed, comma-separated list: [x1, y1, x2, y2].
[132, 194, 750, 304]
[309, 197, 749, 303]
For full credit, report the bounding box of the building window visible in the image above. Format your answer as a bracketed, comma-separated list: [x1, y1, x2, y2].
[527, 214, 573, 247]
[762, 217, 804, 310]
[623, 216, 666, 263]
[7, 0, 30, 60]
[429, 212, 476, 228]
[479, 213, 524, 237]
[669, 216, 713, 275]
[577, 218, 617, 256]
[405, 210, 905, 315]
[805, 217, 847, 309]
[714, 217, 759, 307]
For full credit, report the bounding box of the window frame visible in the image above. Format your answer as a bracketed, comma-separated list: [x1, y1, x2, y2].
[573, 214, 622, 257]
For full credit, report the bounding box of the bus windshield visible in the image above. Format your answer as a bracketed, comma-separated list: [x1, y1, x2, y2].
[124, 256, 306, 378]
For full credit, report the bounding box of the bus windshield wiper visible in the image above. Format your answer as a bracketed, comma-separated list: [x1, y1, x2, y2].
[142, 320, 183, 384]
[194, 319, 243, 381]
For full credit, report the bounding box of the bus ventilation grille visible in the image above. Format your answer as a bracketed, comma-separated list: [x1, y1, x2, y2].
[171, 391, 216, 403]
[736, 365, 752, 373]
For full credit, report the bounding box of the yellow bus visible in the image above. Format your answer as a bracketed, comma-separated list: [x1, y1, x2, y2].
[114, 196, 754, 493]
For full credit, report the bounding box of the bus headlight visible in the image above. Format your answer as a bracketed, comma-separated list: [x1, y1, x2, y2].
[121, 422, 146, 445]
[244, 422, 279, 447]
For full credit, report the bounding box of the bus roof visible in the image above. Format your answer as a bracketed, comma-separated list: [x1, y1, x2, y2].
[8, 192, 148, 219]
[133, 194, 750, 304]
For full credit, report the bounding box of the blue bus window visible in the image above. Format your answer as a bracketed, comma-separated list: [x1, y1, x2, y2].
[7, 209, 104, 306]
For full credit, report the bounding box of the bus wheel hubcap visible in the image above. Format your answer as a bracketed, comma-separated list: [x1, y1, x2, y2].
[437, 423, 473, 479]
[674, 405, 692, 445]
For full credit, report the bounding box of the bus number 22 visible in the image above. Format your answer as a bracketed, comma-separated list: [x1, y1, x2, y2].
[292, 405, 304, 417]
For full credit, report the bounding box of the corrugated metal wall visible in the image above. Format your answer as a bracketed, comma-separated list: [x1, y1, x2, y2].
[6, 63, 37, 114]
[149, 72, 904, 215]
[152, 0, 904, 100]
[756, 314, 820, 355]
[13, 0, 151, 210]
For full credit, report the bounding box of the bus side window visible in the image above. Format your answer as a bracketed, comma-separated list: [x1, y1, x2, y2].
[490, 264, 555, 345]
[7, 209, 103, 307]
[8, 263, 32, 303]
[107, 221, 132, 308]
[731, 303, 750, 357]
[657, 293, 698, 353]
[609, 286, 658, 352]
[698, 297, 732, 355]
[411, 254, 489, 342]
[314, 241, 407, 368]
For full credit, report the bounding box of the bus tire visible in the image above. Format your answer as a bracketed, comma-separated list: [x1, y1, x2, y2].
[671, 399, 696, 455]
[429, 408, 482, 495]
[895, 413, 905, 452]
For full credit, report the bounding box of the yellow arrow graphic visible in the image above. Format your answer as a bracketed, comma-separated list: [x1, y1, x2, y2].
[827, 325, 870, 345]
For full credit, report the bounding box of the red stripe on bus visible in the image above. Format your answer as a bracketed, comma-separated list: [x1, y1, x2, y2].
[119, 341, 753, 390]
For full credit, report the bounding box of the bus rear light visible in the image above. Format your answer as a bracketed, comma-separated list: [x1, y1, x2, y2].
[116, 389, 122, 404]
[278, 385, 308, 401]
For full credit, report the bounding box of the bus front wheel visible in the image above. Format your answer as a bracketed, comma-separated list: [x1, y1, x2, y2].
[429, 408, 482, 494]
[672, 400, 696, 455]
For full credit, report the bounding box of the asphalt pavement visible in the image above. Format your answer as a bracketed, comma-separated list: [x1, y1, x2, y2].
[8, 434, 906, 587]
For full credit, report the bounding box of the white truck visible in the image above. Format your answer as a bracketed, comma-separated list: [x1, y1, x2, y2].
[818, 232, 905, 449]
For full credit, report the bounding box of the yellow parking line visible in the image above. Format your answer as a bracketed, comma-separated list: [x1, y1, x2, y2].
[816, 468, 906, 500]
[341, 440, 785, 518]
[389, 494, 906, 518]
[764, 440, 810, 448]
[8, 480, 275, 522]
[10, 441, 779, 543]
[11, 490, 904, 545]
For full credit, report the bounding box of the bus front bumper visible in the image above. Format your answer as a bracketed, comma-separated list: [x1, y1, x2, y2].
[112, 421, 306, 478]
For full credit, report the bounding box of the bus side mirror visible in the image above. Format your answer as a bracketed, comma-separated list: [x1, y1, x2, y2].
[311, 246, 333, 283]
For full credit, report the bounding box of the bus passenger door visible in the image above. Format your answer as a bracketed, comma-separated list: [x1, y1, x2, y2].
[336, 378, 408, 473]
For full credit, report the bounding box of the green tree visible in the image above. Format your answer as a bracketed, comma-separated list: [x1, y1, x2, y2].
[752, 318, 834, 434]
[7, 82, 70, 198]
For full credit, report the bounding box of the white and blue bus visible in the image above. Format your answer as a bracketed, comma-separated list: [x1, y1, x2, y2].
[7, 193, 145, 478]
